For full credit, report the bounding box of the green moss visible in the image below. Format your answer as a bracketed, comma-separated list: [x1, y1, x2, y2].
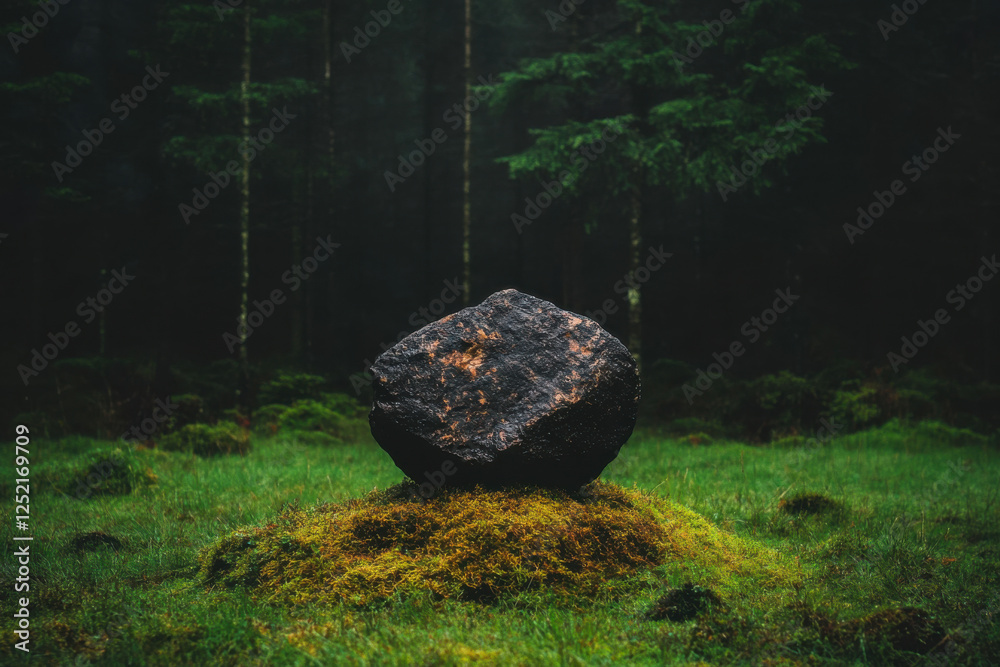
[252, 396, 369, 443]
[198, 482, 799, 607]
[910, 420, 988, 446]
[258, 372, 328, 405]
[158, 421, 249, 457]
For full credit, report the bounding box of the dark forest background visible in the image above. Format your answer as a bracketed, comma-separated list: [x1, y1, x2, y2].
[1, 0, 998, 441]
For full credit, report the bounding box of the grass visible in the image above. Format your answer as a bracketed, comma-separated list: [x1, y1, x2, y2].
[1, 420, 998, 665]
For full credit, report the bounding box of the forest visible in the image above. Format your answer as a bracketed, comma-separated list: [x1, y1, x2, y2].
[1, 0, 998, 665]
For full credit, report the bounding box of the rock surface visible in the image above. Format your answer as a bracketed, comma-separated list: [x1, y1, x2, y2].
[368, 289, 640, 488]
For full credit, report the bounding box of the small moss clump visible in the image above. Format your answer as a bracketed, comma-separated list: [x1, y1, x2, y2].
[198, 482, 798, 606]
[797, 604, 946, 655]
[159, 421, 249, 456]
[41, 446, 156, 498]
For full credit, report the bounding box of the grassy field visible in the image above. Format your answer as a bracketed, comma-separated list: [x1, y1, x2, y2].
[2, 420, 998, 665]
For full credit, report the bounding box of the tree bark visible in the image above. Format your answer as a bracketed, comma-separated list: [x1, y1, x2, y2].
[627, 16, 645, 374]
[627, 179, 642, 374]
[238, 2, 252, 398]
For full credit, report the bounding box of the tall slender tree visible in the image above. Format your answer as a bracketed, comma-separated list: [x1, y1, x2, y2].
[237, 1, 252, 392]
[155, 0, 318, 398]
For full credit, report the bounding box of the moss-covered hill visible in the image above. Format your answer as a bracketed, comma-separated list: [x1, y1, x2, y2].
[199, 481, 799, 607]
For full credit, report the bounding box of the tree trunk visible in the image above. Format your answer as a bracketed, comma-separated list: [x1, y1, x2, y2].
[460, 0, 472, 305]
[627, 16, 645, 374]
[627, 179, 642, 374]
[290, 190, 304, 359]
[238, 2, 252, 399]
[317, 0, 335, 358]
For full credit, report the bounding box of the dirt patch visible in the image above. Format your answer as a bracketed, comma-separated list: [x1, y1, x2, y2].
[645, 583, 722, 622]
[70, 531, 123, 552]
[779, 492, 840, 515]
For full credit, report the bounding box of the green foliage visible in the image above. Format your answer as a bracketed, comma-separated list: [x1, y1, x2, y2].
[253, 391, 370, 444]
[272, 401, 363, 442]
[257, 372, 328, 406]
[164, 394, 206, 433]
[909, 420, 989, 447]
[169, 359, 244, 417]
[490, 0, 852, 214]
[749, 371, 818, 437]
[159, 421, 250, 457]
[641, 359, 998, 443]
[829, 381, 882, 431]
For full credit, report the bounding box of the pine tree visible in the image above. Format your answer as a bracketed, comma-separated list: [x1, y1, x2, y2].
[489, 0, 851, 373]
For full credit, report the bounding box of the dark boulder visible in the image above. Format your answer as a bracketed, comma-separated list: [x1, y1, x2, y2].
[369, 289, 640, 489]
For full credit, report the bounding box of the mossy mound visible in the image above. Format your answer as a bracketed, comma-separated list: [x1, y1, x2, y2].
[198, 482, 798, 606]
[159, 421, 249, 456]
[798, 604, 946, 656]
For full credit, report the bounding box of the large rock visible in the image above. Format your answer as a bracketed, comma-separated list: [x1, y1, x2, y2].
[369, 289, 640, 489]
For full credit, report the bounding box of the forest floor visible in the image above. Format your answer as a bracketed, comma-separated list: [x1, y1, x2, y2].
[2, 420, 999, 666]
